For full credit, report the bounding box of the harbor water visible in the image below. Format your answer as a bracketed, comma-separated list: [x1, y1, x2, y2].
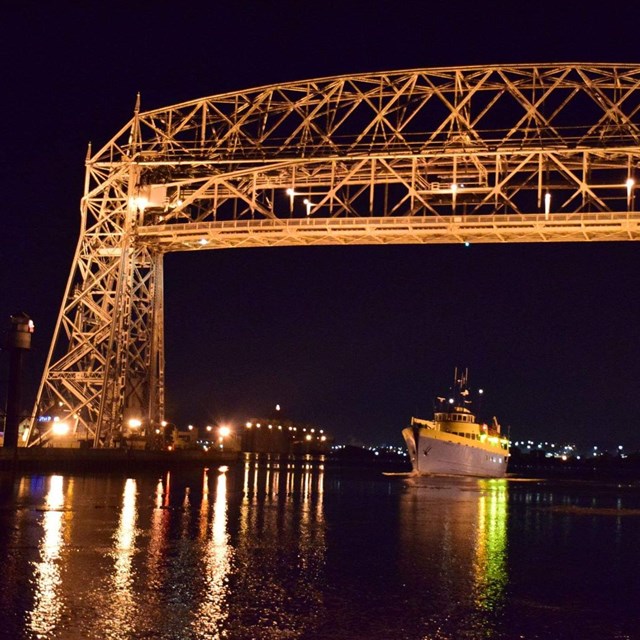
[1, 457, 640, 639]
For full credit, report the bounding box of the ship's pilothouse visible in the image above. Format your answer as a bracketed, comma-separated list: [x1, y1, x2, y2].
[434, 408, 476, 423]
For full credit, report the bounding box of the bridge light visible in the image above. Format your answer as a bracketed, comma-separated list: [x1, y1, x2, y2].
[303, 198, 313, 215]
[544, 191, 551, 218]
[464, 241, 470, 247]
[128, 418, 142, 429]
[626, 177, 635, 206]
[130, 196, 149, 211]
[286, 188, 297, 212]
[52, 421, 70, 436]
[199, 238, 208, 246]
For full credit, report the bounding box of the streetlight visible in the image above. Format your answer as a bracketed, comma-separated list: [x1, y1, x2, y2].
[52, 419, 70, 436]
[286, 188, 296, 212]
[544, 191, 551, 218]
[626, 177, 635, 209]
[218, 425, 231, 450]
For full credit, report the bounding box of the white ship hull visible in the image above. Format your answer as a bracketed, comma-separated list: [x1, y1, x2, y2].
[402, 426, 508, 478]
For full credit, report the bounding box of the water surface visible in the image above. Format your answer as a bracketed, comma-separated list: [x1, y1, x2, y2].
[1, 458, 639, 639]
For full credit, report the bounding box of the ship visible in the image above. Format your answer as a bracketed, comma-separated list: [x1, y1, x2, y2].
[402, 369, 510, 477]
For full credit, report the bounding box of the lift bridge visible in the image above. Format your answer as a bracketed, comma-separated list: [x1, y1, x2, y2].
[26, 63, 640, 447]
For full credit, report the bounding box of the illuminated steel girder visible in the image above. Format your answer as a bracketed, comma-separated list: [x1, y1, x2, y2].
[28, 63, 640, 447]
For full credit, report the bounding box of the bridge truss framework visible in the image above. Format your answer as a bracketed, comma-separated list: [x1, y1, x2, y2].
[27, 63, 640, 447]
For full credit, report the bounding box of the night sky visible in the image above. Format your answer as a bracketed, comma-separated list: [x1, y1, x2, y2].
[3, 2, 640, 449]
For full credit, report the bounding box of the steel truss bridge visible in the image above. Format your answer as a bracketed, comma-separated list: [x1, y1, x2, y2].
[27, 63, 640, 447]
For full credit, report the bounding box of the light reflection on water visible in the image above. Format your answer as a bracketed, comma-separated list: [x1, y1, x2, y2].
[103, 478, 139, 640]
[3, 465, 640, 639]
[474, 479, 508, 612]
[393, 476, 509, 639]
[192, 468, 231, 638]
[27, 475, 66, 637]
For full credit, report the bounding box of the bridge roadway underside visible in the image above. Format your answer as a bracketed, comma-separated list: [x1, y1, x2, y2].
[139, 212, 640, 251]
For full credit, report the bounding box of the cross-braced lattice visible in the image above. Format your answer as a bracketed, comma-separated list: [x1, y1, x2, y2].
[28, 63, 640, 447]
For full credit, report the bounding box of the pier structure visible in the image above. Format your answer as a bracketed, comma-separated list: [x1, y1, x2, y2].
[26, 64, 640, 447]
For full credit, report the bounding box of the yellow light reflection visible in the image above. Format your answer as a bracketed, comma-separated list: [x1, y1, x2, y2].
[473, 479, 508, 611]
[236, 457, 326, 633]
[148, 475, 171, 590]
[193, 467, 232, 636]
[114, 479, 138, 587]
[28, 475, 66, 637]
[200, 468, 211, 540]
[103, 478, 138, 638]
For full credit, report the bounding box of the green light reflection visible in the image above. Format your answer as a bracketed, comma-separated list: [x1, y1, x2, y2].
[473, 478, 508, 611]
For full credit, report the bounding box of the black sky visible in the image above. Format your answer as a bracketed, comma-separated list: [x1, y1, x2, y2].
[2, 1, 640, 448]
